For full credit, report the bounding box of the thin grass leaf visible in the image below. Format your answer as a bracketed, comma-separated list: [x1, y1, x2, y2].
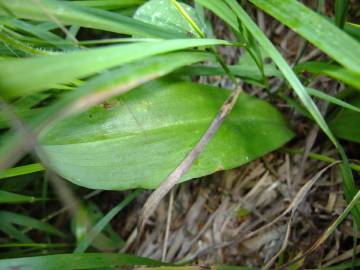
[0, 190, 45, 203]
[0, 211, 65, 237]
[0, 39, 228, 98]
[0, 221, 33, 243]
[248, 0, 360, 75]
[0, 17, 72, 50]
[0, 253, 165, 270]
[0, 163, 44, 180]
[295, 62, 360, 90]
[74, 190, 141, 253]
[71, 0, 144, 10]
[307, 88, 360, 113]
[335, 0, 350, 29]
[0, 0, 184, 38]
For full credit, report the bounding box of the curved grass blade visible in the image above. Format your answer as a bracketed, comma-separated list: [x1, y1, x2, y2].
[74, 190, 141, 253]
[0, 253, 165, 270]
[0, 211, 65, 237]
[248, 0, 360, 75]
[0, 0, 183, 38]
[0, 221, 32, 243]
[0, 39, 228, 98]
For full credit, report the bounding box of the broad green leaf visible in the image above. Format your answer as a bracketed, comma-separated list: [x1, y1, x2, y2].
[39, 79, 294, 190]
[0, 52, 215, 168]
[248, 0, 360, 75]
[0, 253, 165, 270]
[0, 0, 184, 38]
[0, 39, 228, 98]
[329, 96, 360, 143]
[134, 0, 206, 37]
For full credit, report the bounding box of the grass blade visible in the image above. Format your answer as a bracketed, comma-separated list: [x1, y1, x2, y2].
[248, 0, 360, 75]
[335, 0, 350, 29]
[0, 0, 183, 38]
[0, 39, 228, 98]
[0, 253, 165, 270]
[74, 190, 141, 253]
[0, 190, 45, 204]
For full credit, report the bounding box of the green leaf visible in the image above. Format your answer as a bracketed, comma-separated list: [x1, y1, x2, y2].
[0, 39, 228, 98]
[0, 52, 215, 168]
[71, 0, 145, 10]
[0, 211, 65, 237]
[133, 0, 207, 37]
[329, 95, 360, 143]
[74, 190, 141, 253]
[0, 0, 184, 38]
[307, 88, 360, 113]
[0, 163, 44, 180]
[0, 190, 44, 203]
[295, 62, 360, 90]
[40, 79, 294, 190]
[335, 0, 350, 29]
[0, 253, 165, 270]
[248, 0, 360, 75]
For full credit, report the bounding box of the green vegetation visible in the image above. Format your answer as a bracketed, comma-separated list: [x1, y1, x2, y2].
[0, 0, 359, 269]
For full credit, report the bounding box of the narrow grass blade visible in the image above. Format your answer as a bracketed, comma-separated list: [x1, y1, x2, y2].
[0, 211, 64, 237]
[0, 0, 183, 38]
[335, 0, 350, 29]
[0, 222, 33, 243]
[0, 163, 44, 180]
[0, 190, 45, 203]
[71, 0, 144, 10]
[307, 88, 360, 113]
[74, 190, 141, 253]
[295, 62, 360, 90]
[0, 253, 165, 270]
[0, 39, 228, 98]
[248, 0, 360, 75]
